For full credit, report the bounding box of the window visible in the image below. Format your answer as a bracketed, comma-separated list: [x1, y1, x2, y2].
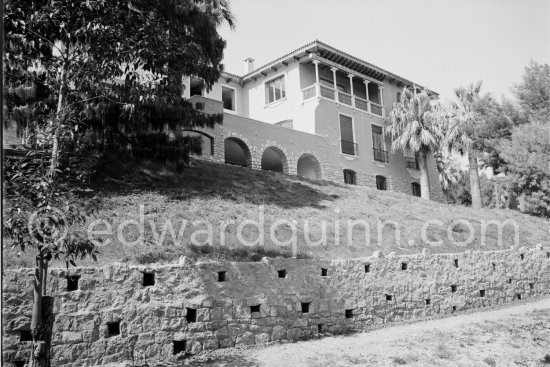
[396, 92, 402, 103]
[376, 175, 387, 191]
[405, 150, 418, 169]
[372, 126, 388, 162]
[411, 183, 421, 197]
[343, 169, 356, 185]
[107, 321, 120, 337]
[265, 75, 286, 104]
[222, 86, 236, 111]
[340, 115, 356, 155]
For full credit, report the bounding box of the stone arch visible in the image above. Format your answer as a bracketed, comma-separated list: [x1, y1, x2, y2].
[297, 153, 322, 180]
[224, 137, 252, 167]
[261, 146, 288, 174]
[182, 129, 214, 156]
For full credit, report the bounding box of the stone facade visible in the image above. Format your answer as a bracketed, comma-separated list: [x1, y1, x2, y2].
[3, 246, 549, 366]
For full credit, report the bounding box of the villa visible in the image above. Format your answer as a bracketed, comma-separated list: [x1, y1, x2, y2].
[182, 40, 444, 201]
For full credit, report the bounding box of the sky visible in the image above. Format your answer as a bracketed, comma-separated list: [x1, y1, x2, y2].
[218, 0, 550, 102]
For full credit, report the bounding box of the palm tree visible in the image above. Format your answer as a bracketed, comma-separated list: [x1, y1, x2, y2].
[386, 87, 439, 200]
[448, 81, 483, 210]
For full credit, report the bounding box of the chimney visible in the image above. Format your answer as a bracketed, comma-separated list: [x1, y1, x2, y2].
[243, 57, 255, 74]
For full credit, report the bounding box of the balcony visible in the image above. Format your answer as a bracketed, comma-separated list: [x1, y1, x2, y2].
[301, 82, 385, 117]
[405, 157, 419, 169]
[341, 140, 358, 156]
[373, 148, 389, 163]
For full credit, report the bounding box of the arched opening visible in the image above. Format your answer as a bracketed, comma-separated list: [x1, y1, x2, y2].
[261, 146, 288, 174]
[376, 175, 387, 191]
[224, 137, 251, 167]
[182, 130, 214, 156]
[343, 169, 357, 185]
[297, 154, 322, 180]
[411, 182, 421, 197]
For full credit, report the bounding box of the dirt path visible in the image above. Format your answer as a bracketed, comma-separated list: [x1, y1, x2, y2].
[189, 297, 550, 367]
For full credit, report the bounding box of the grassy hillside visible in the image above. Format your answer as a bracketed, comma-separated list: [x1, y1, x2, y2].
[4, 158, 549, 268]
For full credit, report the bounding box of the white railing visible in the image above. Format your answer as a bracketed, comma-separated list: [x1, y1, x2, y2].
[302, 85, 316, 100]
[370, 102, 384, 116]
[301, 83, 384, 116]
[354, 97, 370, 112]
[320, 85, 336, 100]
[338, 91, 352, 106]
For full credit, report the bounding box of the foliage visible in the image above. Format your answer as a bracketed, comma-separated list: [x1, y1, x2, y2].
[386, 87, 439, 199]
[513, 60, 550, 122]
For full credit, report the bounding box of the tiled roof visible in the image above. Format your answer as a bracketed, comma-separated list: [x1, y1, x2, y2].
[222, 40, 436, 95]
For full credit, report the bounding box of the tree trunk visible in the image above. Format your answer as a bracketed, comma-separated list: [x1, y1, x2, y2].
[30, 256, 44, 367]
[418, 150, 431, 200]
[49, 65, 67, 179]
[468, 147, 482, 210]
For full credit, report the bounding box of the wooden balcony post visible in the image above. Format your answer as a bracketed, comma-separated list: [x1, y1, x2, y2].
[348, 74, 355, 108]
[378, 85, 385, 117]
[331, 67, 338, 100]
[313, 60, 320, 97]
[364, 80, 371, 113]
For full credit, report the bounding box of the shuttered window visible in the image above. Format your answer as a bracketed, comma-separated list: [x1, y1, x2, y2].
[340, 115, 356, 155]
[371, 125, 384, 150]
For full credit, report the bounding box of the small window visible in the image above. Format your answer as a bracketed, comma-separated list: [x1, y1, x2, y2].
[364, 264, 370, 273]
[67, 275, 80, 292]
[340, 114, 356, 155]
[19, 330, 33, 342]
[411, 182, 421, 197]
[479, 289, 486, 297]
[107, 321, 120, 337]
[508, 278, 512, 284]
[401, 262, 408, 271]
[516, 293, 522, 300]
[520, 254, 524, 260]
[218, 271, 226, 282]
[186, 308, 197, 323]
[451, 285, 457, 293]
[222, 86, 236, 111]
[452, 306, 457, 312]
[343, 169, 356, 185]
[317, 324, 323, 333]
[173, 340, 186, 355]
[277, 269, 287, 279]
[492, 263, 496, 270]
[142, 272, 155, 287]
[345, 309, 354, 319]
[529, 282, 534, 290]
[301, 302, 310, 313]
[454, 259, 459, 268]
[376, 175, 387, 191]
[385, 294, 393, 301]
[13, 361, 26, 367]
[265, 75, 286, 104]
[250, 305, 261, 313]
[321, 268, 328, 276]
[425, 299, 431, 305]
[396, 91, 402, 103]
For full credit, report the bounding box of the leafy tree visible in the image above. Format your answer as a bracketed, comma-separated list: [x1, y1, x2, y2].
[3, 1, 234, 365]
[386, 87, 439, 200]
[513, 60, 550, 122]
[447, 81, 484, 210]
[499, 122, 550, 217]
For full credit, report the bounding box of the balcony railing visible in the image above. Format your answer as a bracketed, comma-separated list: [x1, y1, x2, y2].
[405, 157, 419, 169]
[373, 148, 389, 163]
[370, 102, 383, 116]
[302, 85, 316, 100]
[338, 91, 352, 106]
[341, 140, 358, 156]
[301, 83, 384, 117]
[320, 85, 335, 100]
[354, 97, 370, 112]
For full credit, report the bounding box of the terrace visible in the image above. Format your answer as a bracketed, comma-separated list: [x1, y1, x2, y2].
[300, 58, 386, 117]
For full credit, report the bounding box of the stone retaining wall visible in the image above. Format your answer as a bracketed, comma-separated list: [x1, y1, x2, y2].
[3, 246, 549, 366]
